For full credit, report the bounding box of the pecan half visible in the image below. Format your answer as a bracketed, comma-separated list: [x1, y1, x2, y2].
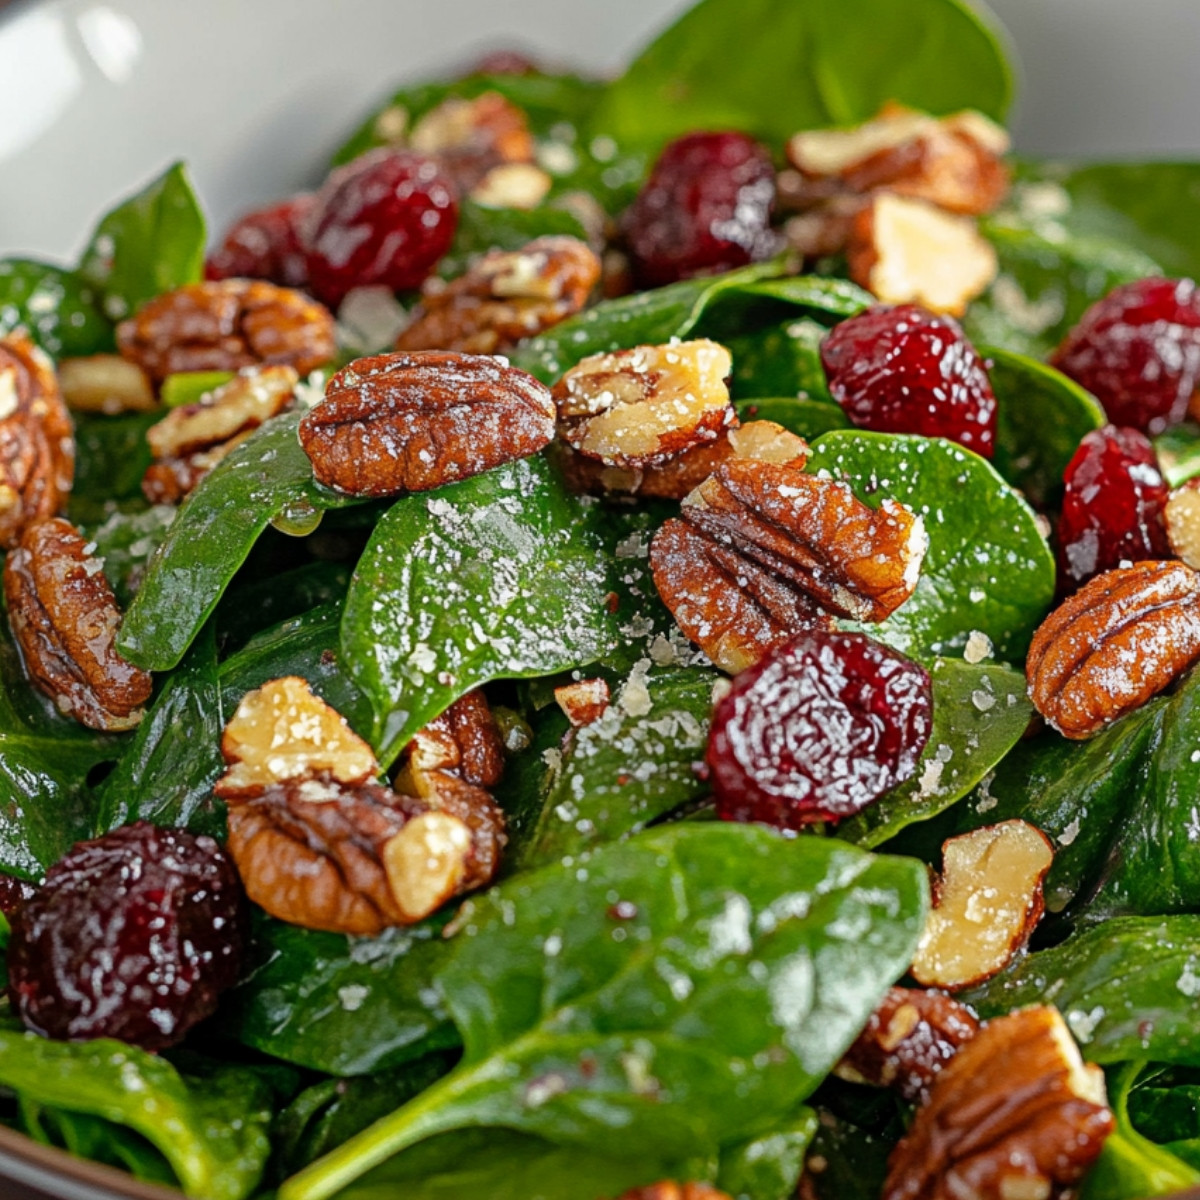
[299, 351, 556, 495]
[117, 280, 335, 382]
[395, 236, 600, 355]
[409, 91, 535, 193]
[0, 333, 74, 550]
[1026, 560, 1200, 739]
[650, 460, 927, 672]
[553, 340, 736, 468]
[836, 986, 980, 1105]
[4, 518, 152, 730]
[884, 1006, 1113, 1200]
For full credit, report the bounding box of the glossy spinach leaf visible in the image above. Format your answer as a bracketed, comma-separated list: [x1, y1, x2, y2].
[216, 560, 351, 655]
[717, 1108, 818, 1200]
[119, 411, 363, 672]
[594, 0, 1011, 154]
[734, 396, 851, 440]
[806, 430, 1056, 660]
[437, 200, 588, 279]
[0, 259, 113, 357]
[340, 455, 617, 766]
[280, 824, 928, 1200]
[69, 411, 158, 518]
[839, 657, 1030, 848]
[86, 503, 177, 608]
[787, 1107, 896, 1200]
[1155, 422, 1200, 490]
[77, 161, 206, 321]
[728, 317, 835, 402]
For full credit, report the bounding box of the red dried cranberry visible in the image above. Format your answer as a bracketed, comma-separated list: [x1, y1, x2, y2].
[7, 822, 246, 1051]
[1051, 277, 1200, 434]
[205, 194, 315, 289]
[707, 631, 932, 830]
[468, 49, 539, 76]
[820, 304, 997, 458]
[1057, 425, 1171, 592]
[623, 131, 780, 288]
[0, 873, 35, 918]
[305, 150, 459, 308]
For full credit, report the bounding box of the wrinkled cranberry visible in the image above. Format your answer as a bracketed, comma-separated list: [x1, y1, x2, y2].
[820, 304, 997, 458]
[623, 131, 779, 288]
[707, 631, 932, 830]
[304, 150, 459, 308]
[205, 195, 315, 289]
[0, 873, 35, 918]
[1057, 425, 1171, 592]
[468, 49, 540, 76]
[1051, 277, 1200, 434]
[7, 822, 246, 1051]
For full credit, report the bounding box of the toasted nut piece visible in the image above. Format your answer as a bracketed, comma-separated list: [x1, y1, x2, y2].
[1026, 560, 1200, 739]
[1166, 479, 1200, 568]
[614, 1186, 732, 1200]
[117, 279, 336, 382]
[884, 1006, 1113, 1200]
[554, 677, 611, 727]
[382, 810, 473, 922]
[0, 333, 74, 550]
[910, 821, 1054, 991]
[215, 676, 379, 799]
[470, 163, 553, 209]
[395, 236, 600, 355]
[4, 518, 152, 731]
[299, 351, 556, 496]
[57, 355, 157, 414]
[141, 430, 255, 506]
[394, 690, 505, 794]
[410, 91, 535, 193]
[837, 986, 979, 1104]
[553, 340, 735, 467]
[847, 194, 998, 317]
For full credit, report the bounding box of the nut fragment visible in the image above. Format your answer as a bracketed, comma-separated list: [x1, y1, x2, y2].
[3, 517, 152, 731]
[910, 820, 1054, 991]
[612, 1187, 731, 1200]
[650, 459, 927, 672]
[1026, 560, 1200, 739]
[470, 162, 553, 209]
[57, 355, 157, 414]
[117, 279, 336, 382]
[394, 689, 505, 793]
[409, 91, 535, 193]
[883, 1006, 1113, 1200]
[553, 340, 736, 467]
[554, 678, 611, 727]
[299, 351, 556, 495]
[0, 333, 74, 550]
[1166, 478, 1200, 568]
[836, 986, 980, 1104]
[395, 236, 600, 354]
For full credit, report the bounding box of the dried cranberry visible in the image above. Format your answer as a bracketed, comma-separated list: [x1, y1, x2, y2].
[1057, 425, 1171, 592]
[623, 131, 779, 288]
[707, 631, 932, 830]
[820, 304, 997, 458]
[1051, 277, 1200, 434]
[7, 822, 246, 1051]
[0, 874, 35, 918]
[205, 195, 315, 289]
[468, 49, 540, 76]
[305, 150, 459, 308]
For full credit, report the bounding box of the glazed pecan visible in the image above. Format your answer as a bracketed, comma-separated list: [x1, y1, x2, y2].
[4, 518, 152, 731]
[553, 340, 736, 468]
[394, 689, 505, 793]
[884, 1006, 1113, 1200]
[1026, 560, 1200, 739]
[0, 333, 74, 550]
[650, 460, 927, 672]
[57, 355, 156, 415]
[299, 351, 556, 495]
[836, 986, 980, 1105]
[142, 365, 297, 504]
[409, 91, 535, 193]
[395, 236, 600, 354]
[117, 279, 335, 382]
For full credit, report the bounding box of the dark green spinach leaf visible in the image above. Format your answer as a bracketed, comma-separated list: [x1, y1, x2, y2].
[0, 259, 113, 357]
[717, 1108, 818, 1200]
[1155, 422, 1200, 489]
[734, 396, 851, 440]
[728, 317, 835, 402]
[86, 503, 178, 607]
[438, 200, 588, 279]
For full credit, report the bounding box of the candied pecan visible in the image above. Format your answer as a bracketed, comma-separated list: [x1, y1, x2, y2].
[650, 460, 927, 672]
[142, 433, 254, 506]
[0, 333, 74, 550]
[394, 689, 505, 792]
[1026, 560, 1200, 739]
[884, 1006, 1113, 1200]
[299, 351, 556, 495]
[4, 518, 151, 730]
[57, 355, 156, 414]
[117, 279, 335, 382]
[395, 236, 600, 355]
[409, 91, 535, 193]
[837, 986, 980, 1104]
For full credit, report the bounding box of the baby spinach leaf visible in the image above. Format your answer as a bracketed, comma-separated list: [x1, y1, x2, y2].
[985, 345, 1105, 508]
[797, 1109, 897, 1200]
[1154, 422, 1200, 489]
[728, 317, 835, 402]
[119, 411, 363, 672]
[0, 258, 113, 358]
[839, 657, 1030, 848]
[594, 0, 1012, 155]
[161, 369, 235, 409]
[438, 200, 588, 280]
[216, 560, 351, 655]
[69, 411, 158, 518]
[717, 1107, 818, 1200]
[77, 161, 206, 322]
[280, 824, 928, 1200]
[734, 396, 851, 440]
[806, 430, 1056, 660]
[340, 455, 618, 766]
[86, 503, 178, 608]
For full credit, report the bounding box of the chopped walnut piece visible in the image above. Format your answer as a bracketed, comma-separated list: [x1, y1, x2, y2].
[911, 820, 1054, 991]
[470, 162, 553, 209]
[4, 518, 152, 731]
[57, 355, 157, 415]
[1166, 479, 1200, 568]
[554, 678, 611, 727]
[884, 1006, 1113, 1200]
[409, 91, 535, 193]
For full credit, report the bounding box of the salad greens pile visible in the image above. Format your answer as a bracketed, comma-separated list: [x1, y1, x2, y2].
[5, 0, 1200, 1197]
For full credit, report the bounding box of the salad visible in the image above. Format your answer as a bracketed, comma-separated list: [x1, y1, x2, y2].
[4, 0, 1200, 1198]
